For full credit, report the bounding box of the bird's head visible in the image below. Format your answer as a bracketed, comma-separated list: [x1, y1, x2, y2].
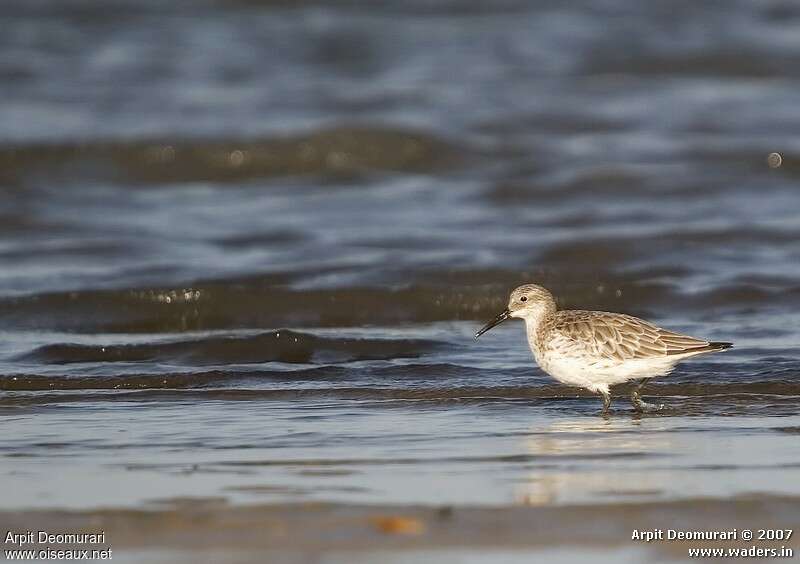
[474, 284, 556, 338]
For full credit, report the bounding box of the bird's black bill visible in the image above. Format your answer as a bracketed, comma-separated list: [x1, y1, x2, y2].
[474, 308, 511, 339]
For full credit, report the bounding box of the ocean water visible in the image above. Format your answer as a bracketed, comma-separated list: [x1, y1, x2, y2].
[1, 0, 800, 512]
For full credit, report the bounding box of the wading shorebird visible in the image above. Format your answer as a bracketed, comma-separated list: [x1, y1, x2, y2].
[475, 284, 732, 414]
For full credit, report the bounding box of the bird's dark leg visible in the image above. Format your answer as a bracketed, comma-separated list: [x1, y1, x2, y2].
[600, 390, 612, 415]
[630, 379, 664, 412]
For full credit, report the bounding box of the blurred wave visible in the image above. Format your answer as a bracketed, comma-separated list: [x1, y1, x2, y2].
[18, 329, 443, 365]
[2, 274, 800, 333]
[0, 127, 461, 185]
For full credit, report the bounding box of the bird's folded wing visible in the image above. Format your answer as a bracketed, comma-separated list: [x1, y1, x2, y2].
[551, 311, 712, 361]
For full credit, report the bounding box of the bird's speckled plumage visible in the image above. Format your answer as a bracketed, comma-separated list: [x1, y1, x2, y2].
[538, 310, 725, 362]
[476, 283, 732, 413]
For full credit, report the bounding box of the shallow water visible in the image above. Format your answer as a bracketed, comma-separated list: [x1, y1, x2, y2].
[2, 0, 800, 513]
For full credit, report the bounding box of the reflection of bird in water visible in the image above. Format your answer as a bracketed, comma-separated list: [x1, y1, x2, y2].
[516, 417, 672, 505]
[476, 284, 732, 414]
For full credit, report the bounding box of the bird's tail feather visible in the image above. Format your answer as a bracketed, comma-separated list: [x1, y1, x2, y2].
[668, 341, 733, 357]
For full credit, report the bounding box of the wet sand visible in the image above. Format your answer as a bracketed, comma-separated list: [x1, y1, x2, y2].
[2, 496, 798, 563]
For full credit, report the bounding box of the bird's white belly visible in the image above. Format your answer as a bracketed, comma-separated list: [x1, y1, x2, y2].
[533, 350, 677, 392]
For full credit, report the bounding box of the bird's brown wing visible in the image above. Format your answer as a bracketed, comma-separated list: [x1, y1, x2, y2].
[551, 311, 717, 362]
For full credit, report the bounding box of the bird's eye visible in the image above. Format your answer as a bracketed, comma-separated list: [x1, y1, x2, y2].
[520, 296, 527, 302]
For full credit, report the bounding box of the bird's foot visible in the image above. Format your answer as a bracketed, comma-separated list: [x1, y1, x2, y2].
[631, 394, 664, 413]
